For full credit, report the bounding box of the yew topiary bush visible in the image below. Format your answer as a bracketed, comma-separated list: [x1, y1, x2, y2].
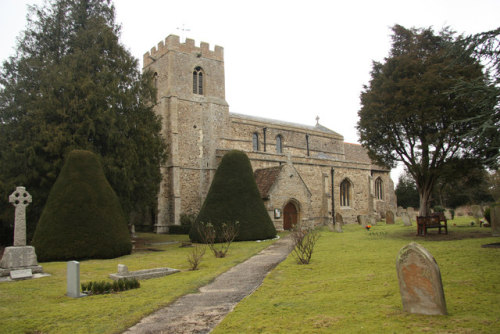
[32, 150, 132, 261]
[189, 150, 277, 242]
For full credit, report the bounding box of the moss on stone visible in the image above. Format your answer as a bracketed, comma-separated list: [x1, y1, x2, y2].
[190, 150, 277, 242]
[32, 150, 131, 261]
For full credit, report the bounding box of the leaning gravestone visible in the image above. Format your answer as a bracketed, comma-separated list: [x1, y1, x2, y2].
[357, 215, 368, 227]
[397, 206, 405, 217]
[0, 187, 43, 278]
[369, 214, 377, 226]
[386, 210, 395, 224]
[491, 204, 500, 237]
[396, 242, 447, 315]
[401, 212, 412, 226]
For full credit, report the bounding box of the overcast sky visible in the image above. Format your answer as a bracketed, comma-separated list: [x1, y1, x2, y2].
[1, 0, 499, 182]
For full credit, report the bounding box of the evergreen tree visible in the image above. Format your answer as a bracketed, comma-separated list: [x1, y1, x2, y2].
[32, 150, 132, 261]
[357, 25, 496, 216]
[395, 172, 419, 209]
[189, 150, 277, 242]
[0, 0, 166, 243]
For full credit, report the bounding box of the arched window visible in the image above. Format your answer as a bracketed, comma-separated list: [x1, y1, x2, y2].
[375, 177, 383, 200]
[276, 135, 283, 154]
[193, 66, 203, 95]
[252, 133, 259, 151]
[340, 179, 351, 207]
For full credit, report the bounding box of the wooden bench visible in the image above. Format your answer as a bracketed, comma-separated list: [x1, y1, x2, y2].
[417, 214, 448, 236]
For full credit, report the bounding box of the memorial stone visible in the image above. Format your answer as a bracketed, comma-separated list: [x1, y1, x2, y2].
[386, 210, 395, 224]
[401, 212, 412, 226]
[335, 213, 344, 225]
[396, 242, 447, 315]
[491, 204, 500, 237]
[0, 187, 43, 277]
[67, 261, 85, 298]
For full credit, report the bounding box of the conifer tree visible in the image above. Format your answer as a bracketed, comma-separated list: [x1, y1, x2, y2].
[358, 25, 496, 216]
[32, 150, 132, 261]
[190, 150, 277, 242]
[0, 0, 165, 243]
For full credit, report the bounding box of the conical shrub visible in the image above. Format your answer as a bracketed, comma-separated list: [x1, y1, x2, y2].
[190, 150, 277, 242]
[32, 150, 132, 261]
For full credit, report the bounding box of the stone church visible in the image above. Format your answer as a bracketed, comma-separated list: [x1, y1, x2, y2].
[143, 35, 396, 233]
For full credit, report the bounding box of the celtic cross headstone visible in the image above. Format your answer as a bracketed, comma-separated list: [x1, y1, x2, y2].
[9, 186, 32, 246]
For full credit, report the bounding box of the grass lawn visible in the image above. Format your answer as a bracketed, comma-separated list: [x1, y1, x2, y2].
[213, 217, 500, 334]
[0, 233, 279, 334]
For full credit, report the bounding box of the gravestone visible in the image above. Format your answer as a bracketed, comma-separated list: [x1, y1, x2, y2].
[471, 205, 483, 219]
[369, 214, 377, 226]
[386, 210, 395, 224]
[407, 207, 417, 221]
[357, 215, 368, 227]
[397, 207, 405, 217]
[67, 261, 86, 298]
[0, 187, 43, 277]
[334, 222, 343, 233]
[401, 212, 412, 226]
[396, 242, 447, 315]
[444, 210, 452, 220]
[335, 213, 344, 226]
[491, 205, 500, 237]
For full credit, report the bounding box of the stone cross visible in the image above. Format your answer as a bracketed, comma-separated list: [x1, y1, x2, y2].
[9, 186, 32, 246]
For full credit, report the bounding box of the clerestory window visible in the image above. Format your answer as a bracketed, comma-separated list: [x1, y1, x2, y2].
[253, 133, 259, 151]
[276, 135, 283, 154]
[193, 66, 203, 95]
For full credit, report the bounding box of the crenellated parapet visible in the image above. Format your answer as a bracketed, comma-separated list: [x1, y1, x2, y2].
[143, 34, 224, 67]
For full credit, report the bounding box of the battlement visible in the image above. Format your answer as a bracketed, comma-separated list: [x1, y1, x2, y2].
[143, 35, 224, 67]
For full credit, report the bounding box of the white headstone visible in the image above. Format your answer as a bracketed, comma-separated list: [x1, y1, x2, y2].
[67, 261, 85, 298]
[118, 264, 129, 274]
[9, 187, 32, 246]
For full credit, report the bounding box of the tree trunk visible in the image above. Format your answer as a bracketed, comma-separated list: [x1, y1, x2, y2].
[418, 185, 433, 216]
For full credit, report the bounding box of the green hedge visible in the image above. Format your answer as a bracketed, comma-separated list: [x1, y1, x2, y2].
[32, 150, 132, 261]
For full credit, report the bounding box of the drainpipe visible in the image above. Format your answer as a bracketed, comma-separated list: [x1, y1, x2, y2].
[331, 167, 335, 223]
[263, 128, 267, 152]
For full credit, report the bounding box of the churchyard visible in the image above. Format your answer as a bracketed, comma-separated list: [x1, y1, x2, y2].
[0, 216, 499, 333]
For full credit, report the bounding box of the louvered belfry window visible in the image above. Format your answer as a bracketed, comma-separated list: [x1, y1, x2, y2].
[193, 67, 203, 95]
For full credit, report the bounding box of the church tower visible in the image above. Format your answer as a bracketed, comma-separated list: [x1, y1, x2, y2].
[143, 35, 229, 232]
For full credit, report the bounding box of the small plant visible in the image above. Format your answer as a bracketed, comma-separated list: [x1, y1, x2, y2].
[433, 205, 445, 213]
[81, 278, 140, 295]
[187, 244, 206, 270]
[484, 207, 491, 224]
[197, 221, 239, 258]
[290, 224, 320, 265]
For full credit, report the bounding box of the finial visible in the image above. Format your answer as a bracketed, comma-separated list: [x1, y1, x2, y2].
[316, 115, 320, 125]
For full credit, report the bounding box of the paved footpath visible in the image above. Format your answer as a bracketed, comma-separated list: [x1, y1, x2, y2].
[124, 235, 293, 334]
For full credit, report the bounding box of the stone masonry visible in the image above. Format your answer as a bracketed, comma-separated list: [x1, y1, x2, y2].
[143, 35, 397, 232]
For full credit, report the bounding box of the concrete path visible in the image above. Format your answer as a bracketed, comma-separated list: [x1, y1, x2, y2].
[124, 236, 293, 334]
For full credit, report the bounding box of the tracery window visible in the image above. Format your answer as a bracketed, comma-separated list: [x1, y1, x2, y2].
[253, 133, 259, 151]
[276, 135, 283, 154]
[375, 177, 383, 200]
[193, 66, 203, 95]
[340, 179, 351, 207]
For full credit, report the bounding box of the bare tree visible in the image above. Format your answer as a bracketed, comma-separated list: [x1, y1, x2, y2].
[290, 224, 320, 264]
[197, 222, 239, 258]
[187, 244, 206, 270]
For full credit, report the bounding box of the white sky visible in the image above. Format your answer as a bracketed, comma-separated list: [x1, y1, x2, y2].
[1, 0, 499, 183]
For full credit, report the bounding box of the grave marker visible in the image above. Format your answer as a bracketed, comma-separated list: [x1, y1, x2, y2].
[67, 261, 85, 298]
[401, 212, 412, 226]
[9, 186, 32, 246]
[396, 242, 447, 315]
[386, 210, 395, 224]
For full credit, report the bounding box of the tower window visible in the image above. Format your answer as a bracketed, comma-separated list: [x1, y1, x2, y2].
[193, 66, 203, 95]
[253, 133, 259, 151]
[276, 135, 283, 154]
[340, 179, 351, 207]
[375, 177, 383, 200]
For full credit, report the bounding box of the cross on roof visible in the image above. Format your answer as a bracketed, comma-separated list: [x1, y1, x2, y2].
[316, 116, 320, 125]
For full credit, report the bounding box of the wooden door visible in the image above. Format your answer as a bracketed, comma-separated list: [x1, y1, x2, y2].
[283, 202, 297, 230]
